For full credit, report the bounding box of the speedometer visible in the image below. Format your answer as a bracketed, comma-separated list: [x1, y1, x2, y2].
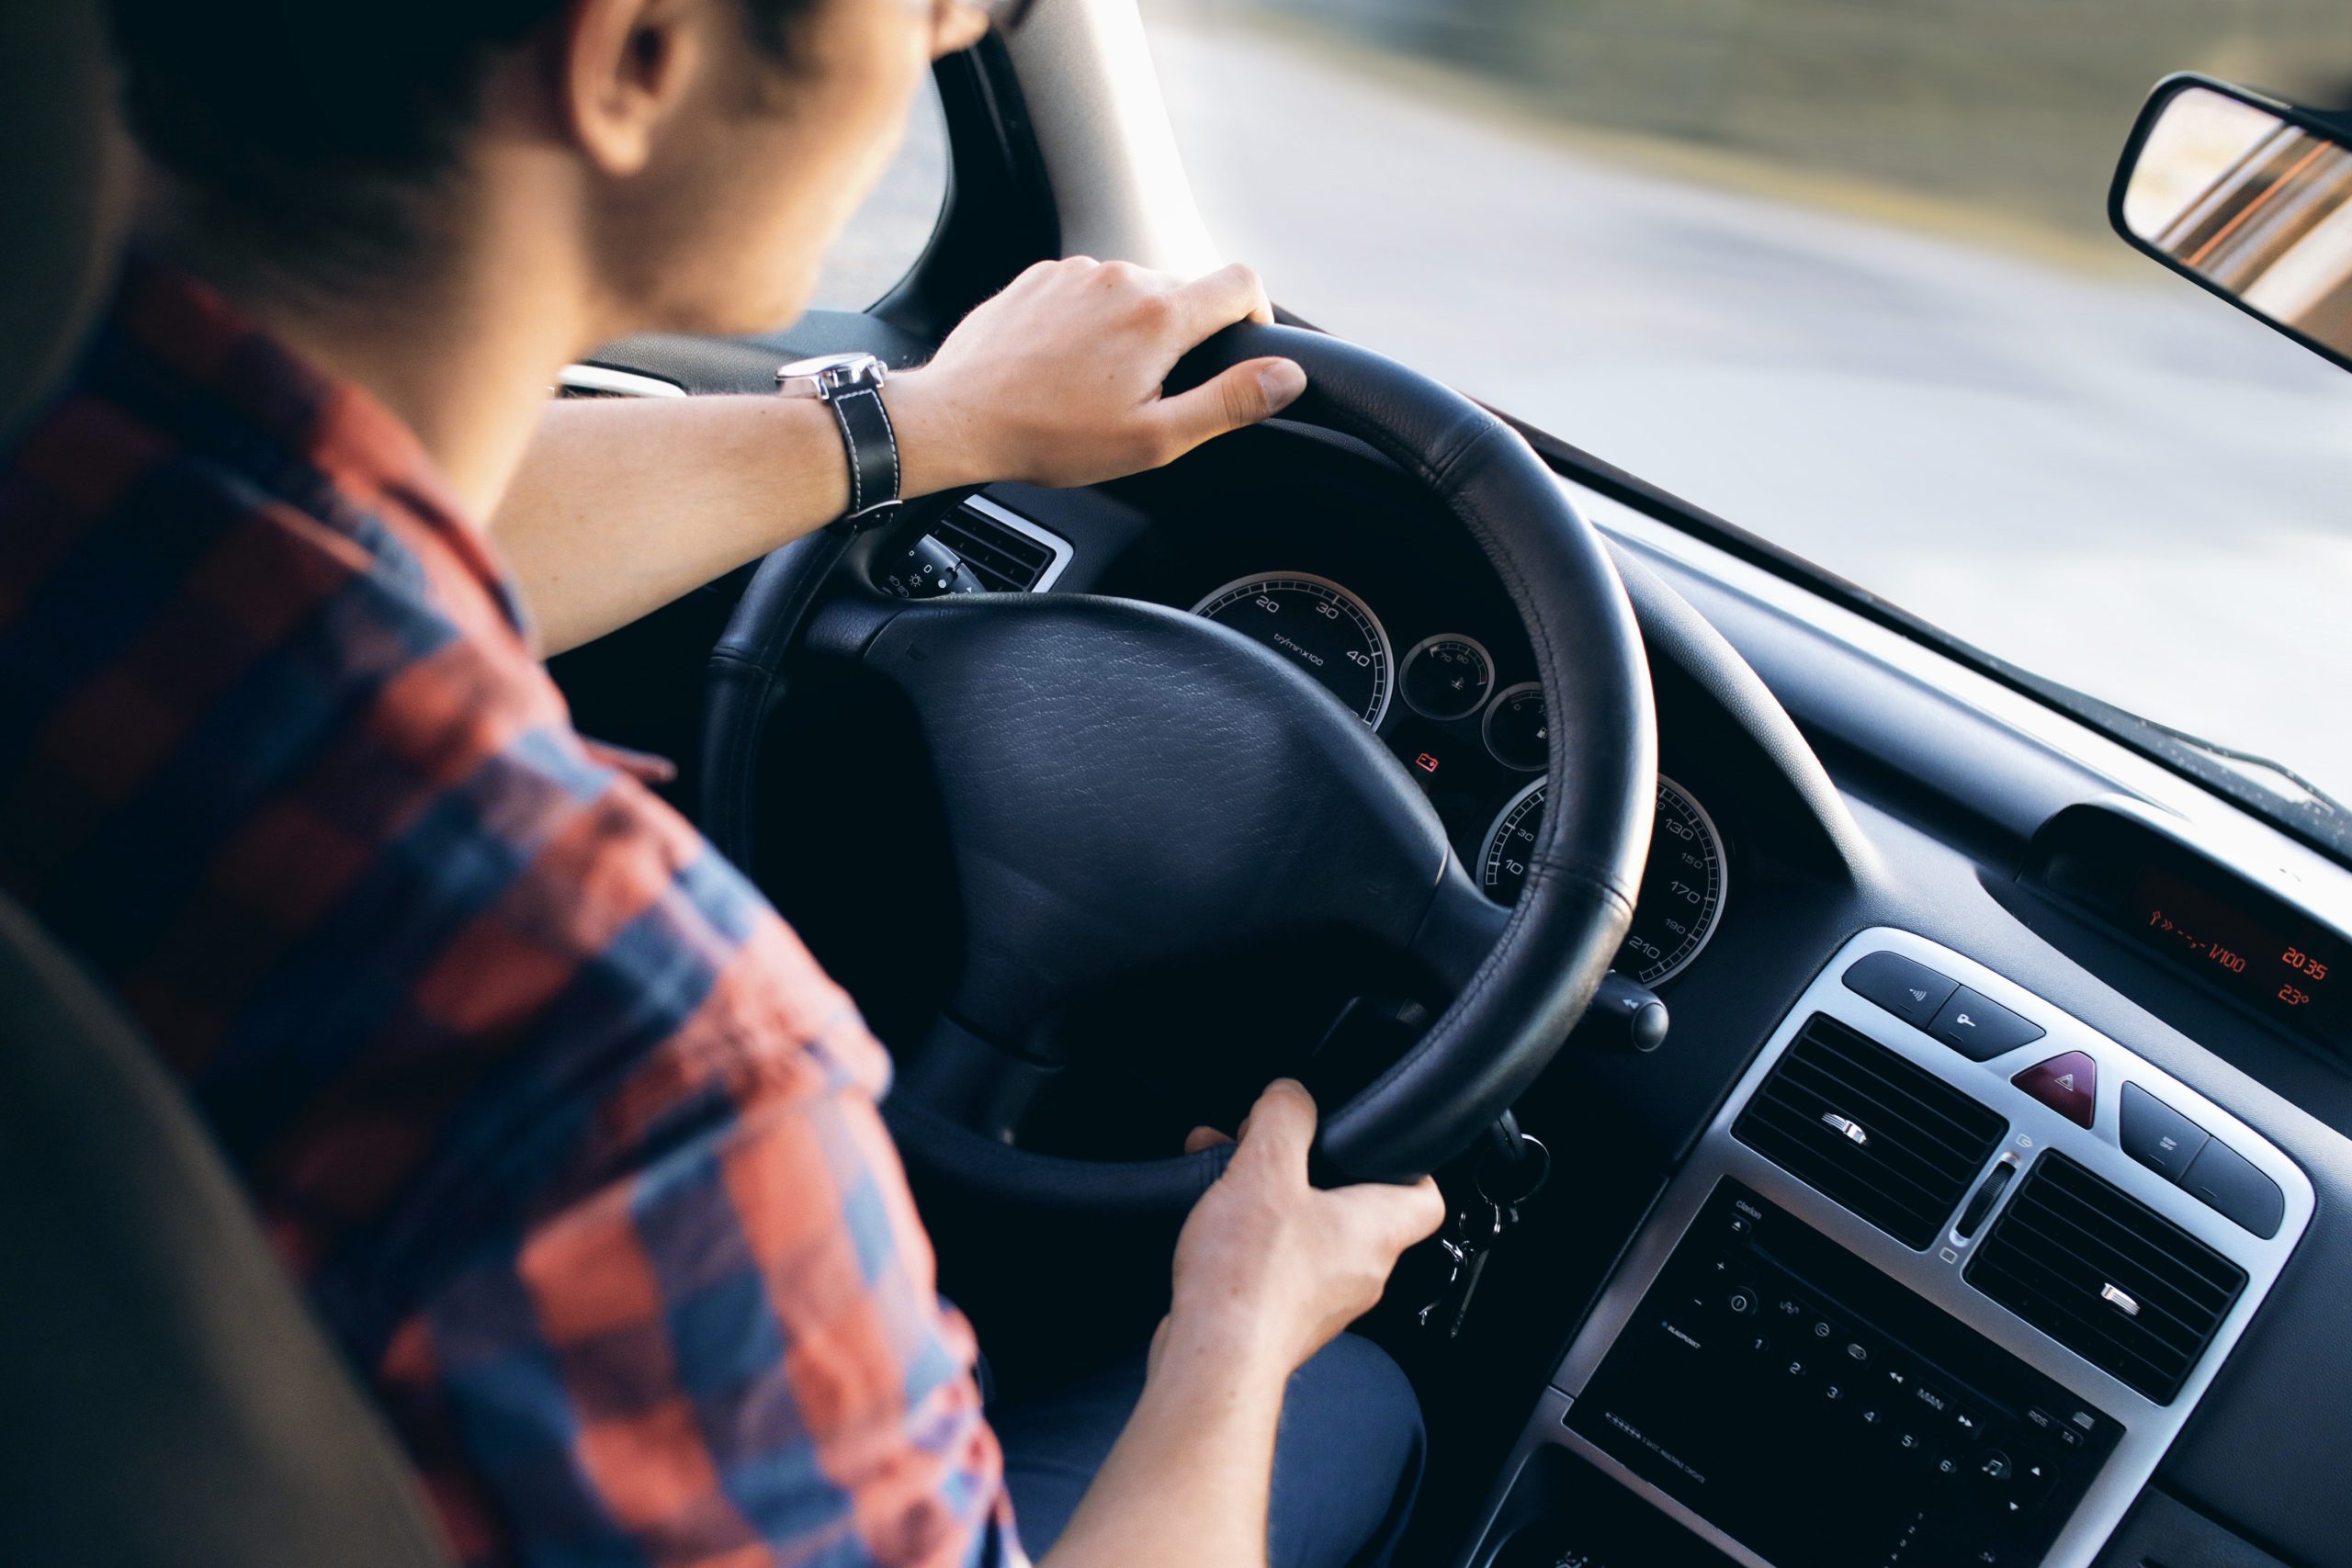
[1478, 774, 1728, 987]
[1192, 572, 1394, 728]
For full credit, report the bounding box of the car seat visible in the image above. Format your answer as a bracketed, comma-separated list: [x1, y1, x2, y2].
[0, 6, 456, 1564]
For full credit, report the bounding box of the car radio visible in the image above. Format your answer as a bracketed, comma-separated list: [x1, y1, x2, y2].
[1564, 1179, 2117, 1568]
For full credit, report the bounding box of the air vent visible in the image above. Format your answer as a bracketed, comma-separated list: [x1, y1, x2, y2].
[1734, 1014, 2008, 1249]
[1966, 1152, 2246, 1404]
[932, 497, 1071, 592]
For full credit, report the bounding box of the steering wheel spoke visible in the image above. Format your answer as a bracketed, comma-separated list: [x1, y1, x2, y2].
[892, 1013, 1060, 1143]
[1408, 858, 1514, 997]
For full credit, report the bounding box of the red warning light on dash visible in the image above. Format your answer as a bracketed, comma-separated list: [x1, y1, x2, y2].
[1414, 752, 1442, 774]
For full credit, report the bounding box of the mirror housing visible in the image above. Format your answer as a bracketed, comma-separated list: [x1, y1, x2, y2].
[2112, 73, 2352, 373]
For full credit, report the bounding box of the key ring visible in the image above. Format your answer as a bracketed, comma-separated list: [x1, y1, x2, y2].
[1475, 1132, 1551, 1212]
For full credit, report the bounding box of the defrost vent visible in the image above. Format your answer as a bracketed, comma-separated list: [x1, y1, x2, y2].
[1966, 1151, 2246, 1404]
[1734, 1013, 2009, 1249]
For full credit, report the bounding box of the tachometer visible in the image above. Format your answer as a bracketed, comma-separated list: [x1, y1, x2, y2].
[1192, 572, 1393, 727]
[1478, 775, 1728, 987]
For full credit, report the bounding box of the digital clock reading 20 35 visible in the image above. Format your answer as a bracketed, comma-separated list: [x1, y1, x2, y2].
[2130, 864, 2349, 1042]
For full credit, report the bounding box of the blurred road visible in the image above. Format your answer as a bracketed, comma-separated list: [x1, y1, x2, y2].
[1141, 16, 2352, 804]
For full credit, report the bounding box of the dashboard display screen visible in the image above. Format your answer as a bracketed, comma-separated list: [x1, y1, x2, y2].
[2127, 865, 2349, 1043]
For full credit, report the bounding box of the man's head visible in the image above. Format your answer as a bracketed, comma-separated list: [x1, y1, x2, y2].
[106, 0, 989, 339]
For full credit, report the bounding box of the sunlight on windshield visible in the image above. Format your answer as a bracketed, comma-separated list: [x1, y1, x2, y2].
[1139, 0, 2352, 803]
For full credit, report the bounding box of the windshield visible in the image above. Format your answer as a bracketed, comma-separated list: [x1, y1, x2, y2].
[1137, 0, 2352, 804]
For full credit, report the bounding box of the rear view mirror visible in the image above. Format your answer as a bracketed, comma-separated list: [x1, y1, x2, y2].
[2113, 74, 2352, 372]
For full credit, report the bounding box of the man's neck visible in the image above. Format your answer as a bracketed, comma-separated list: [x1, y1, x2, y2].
[150, 201, 596, 527]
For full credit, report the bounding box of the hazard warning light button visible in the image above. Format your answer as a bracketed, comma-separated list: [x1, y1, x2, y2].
[2012, 1052, 2098, 1129]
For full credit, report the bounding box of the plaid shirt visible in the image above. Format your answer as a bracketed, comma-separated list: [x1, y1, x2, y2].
[0, 261, 1020, 1568]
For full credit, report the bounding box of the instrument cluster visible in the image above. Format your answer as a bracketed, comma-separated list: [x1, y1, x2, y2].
[1192, 569, 1729, 987]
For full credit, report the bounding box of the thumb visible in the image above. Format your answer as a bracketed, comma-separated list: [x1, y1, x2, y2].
[1155, 356, 1306, 456]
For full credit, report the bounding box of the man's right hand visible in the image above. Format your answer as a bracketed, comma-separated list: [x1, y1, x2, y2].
[1163, 1079, 1447, 1381]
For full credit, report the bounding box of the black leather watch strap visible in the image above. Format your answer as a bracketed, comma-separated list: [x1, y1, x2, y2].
[828, 384, 900, 525]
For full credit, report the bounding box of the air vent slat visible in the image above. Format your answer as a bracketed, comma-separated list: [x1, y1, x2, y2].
[1792, 1040, 1999, 1156]
[2001, 1209, 2224, 1340]
[1967, 1258, 2186, 1386]
[1966, 1152, 2246, 1404]
[1744, 1097, 1955, 1216]
[1774, 1056, 1988, 1180]
[1734, 1014, 2008, 1250]
[931, 507, 1061, 592]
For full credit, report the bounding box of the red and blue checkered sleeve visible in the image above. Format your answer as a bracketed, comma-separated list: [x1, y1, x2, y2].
[373, 948, 1023, 1568]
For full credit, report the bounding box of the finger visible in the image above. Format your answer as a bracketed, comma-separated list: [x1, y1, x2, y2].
[1335, 1173, 1449, 1251]
[1152, 357, 1307, 457]
[1167, 261, 1275, 338]
[1183, 1125, 1236, 1155]
[1234, 1077, 1317, 1176]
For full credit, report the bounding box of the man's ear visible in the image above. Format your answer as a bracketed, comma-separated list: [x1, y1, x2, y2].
[560, 0, 705, 177]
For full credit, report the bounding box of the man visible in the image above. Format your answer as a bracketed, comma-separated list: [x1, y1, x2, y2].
[0, 0, 1447, 1565]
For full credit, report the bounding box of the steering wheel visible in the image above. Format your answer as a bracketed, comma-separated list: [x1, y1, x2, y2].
[701, 323, 1655, 1213]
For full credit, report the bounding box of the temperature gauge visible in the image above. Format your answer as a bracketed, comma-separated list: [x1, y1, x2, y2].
[1400, 634, 1496, 721]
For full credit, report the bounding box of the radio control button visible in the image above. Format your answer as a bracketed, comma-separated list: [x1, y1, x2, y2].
[1726, 1285, 1759, 1316]
[1979, 1451, 2012, 1483]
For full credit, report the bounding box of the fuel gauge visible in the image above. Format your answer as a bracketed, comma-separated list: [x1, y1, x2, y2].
[1482, 682, 1548, 772]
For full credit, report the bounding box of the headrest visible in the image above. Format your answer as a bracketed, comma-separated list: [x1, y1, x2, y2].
[0, 3, 131, 442]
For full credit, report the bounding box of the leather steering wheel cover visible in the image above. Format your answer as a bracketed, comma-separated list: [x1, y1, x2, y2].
[1166, 326, 1656, 1179]
[702, 322, 1655, 1201]
[701, 524, 855, 869]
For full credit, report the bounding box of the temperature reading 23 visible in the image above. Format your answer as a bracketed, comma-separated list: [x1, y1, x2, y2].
[1192, 572, 1394, 728]
[1479, 775, 1728, 987]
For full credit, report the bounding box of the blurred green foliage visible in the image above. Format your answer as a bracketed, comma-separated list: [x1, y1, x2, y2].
[1238, 0, 2352, 235]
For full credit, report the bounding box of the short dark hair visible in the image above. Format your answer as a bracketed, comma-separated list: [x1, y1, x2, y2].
[106, 0, 814, 271]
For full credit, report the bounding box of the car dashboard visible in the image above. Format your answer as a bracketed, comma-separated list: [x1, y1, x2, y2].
[554, 349, 2352, 1568]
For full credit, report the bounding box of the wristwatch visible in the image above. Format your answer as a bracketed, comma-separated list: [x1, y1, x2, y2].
[775, 351, 900, 525]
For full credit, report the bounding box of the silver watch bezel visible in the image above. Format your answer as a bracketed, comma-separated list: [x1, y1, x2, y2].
[774, 351, 888, 401]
